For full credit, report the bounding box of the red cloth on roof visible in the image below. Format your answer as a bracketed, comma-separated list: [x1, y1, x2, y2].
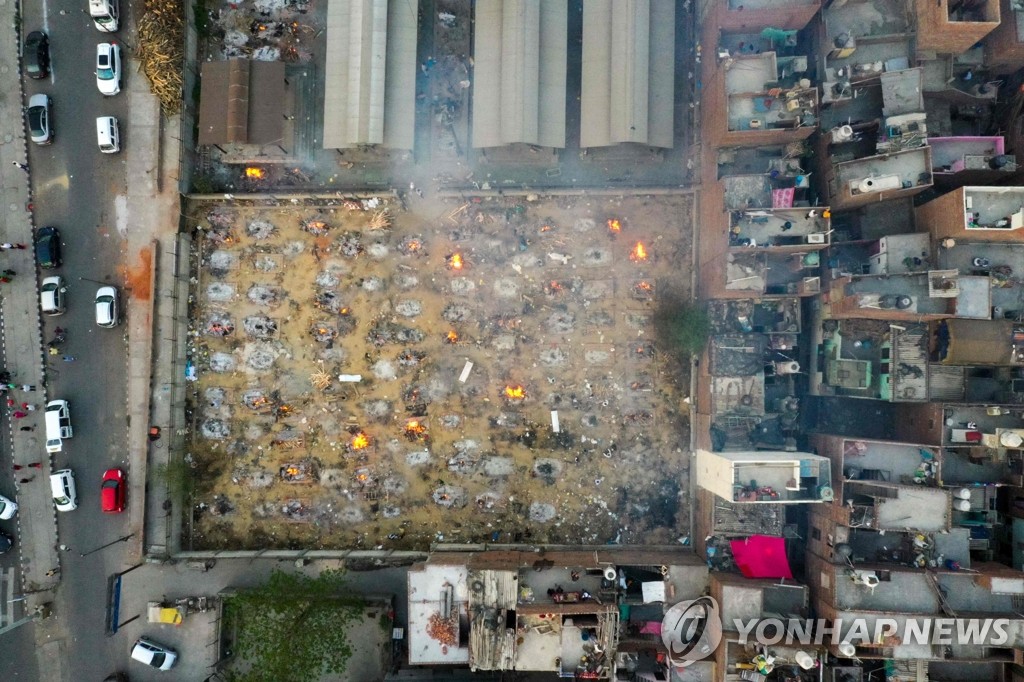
[730, 535, 793, 579]
[771, 187, 795, 208]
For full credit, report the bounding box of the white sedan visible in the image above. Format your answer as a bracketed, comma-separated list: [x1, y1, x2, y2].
[95, 42, 121, 96]
[95, 286, 119, 327]
[0, 494, 17, 520]
[130, 637, 178, 671]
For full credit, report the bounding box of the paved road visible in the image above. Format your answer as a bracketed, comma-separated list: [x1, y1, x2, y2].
[0, 0, 132, 677]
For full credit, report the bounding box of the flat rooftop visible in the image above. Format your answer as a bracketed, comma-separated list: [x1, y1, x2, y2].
[835, 148, 932, 198]
[824, 0, 910, 38]
[964, 186, 1024, 226]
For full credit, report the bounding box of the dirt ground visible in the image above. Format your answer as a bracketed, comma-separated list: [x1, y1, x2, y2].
[185, 192, 695, 550]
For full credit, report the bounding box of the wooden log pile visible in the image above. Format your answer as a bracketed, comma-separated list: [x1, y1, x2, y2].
[137, 0, 184, 114]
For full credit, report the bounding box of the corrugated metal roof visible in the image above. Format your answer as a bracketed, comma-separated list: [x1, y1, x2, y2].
[323, 0, 400, 149]
[198, 59, 285, 146]
[580, 0, 675, 149]
[471, 0, 567, 148]
[382, 0, 417, 149]
[248, 61, 286, 144]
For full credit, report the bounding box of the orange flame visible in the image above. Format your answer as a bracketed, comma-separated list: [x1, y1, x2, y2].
[630, 241, 648, 262]
[351, 432, 370, 450]
[340, 307, 349, 315]
[285, 466, 299, 477]
[405, 419, 427, 435]
[504, 385, 526, 400]
[245, 167, 266, 179]
[407, 239, 422, 251]
[448, 253, 464, 270]
[607, 219, 622, 233]
[446, 330, 459, 343]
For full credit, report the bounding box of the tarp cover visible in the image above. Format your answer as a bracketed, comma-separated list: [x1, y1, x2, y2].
[730, 535, 793, 579]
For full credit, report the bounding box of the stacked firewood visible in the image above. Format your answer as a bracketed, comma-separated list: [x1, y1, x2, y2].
[137, 0, 184, 114]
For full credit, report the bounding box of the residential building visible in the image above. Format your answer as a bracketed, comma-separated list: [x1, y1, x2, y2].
[985, 0, 1024, 73]
[406, 549, 709, 678]
[695, 449, 833, 504]
[928, 136, 1018, 189]
[696, 0, 821, 31]
[915, 0, 1001, 56]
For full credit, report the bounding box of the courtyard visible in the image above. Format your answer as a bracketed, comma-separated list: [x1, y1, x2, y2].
[183, 192, 695, 550]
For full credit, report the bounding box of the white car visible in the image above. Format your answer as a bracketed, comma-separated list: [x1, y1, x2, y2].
[131, 637, 178, 671]
[49, 469, 77, 512]
[95, 286, 119, 327]
[0, 494, 18, 520]
[27, 93, 52, 145]
[95, 42, 121, 95]
[40, 276, 66, 315]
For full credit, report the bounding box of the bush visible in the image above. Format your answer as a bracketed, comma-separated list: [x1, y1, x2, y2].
[654, 300, 711, 358]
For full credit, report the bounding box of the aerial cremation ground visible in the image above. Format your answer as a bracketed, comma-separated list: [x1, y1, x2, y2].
[186, 193, 694, 550]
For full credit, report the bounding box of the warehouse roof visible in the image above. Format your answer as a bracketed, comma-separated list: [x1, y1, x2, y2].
[198, 60, 285, 146]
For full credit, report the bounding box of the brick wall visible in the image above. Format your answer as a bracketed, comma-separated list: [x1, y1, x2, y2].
[715, 2, 822, 32]
[986, 0, 1024, 73]
[916, 0, 1000, 55]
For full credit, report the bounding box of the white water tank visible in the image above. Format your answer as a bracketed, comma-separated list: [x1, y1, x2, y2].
[954, 499, 972, 512]
[1000, 431, 1024, 448]
[856, 175, 902, 194]
[774, 361, 801, 375]
[794, 651, 815, 670]
[954, 488, 972, 500]
[832, 124, 854, 142]
[604, 566, 618, 581]
[838, 641, 857, 657]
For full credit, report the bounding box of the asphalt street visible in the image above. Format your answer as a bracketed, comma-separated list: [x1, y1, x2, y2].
[0, 0, 131, 677]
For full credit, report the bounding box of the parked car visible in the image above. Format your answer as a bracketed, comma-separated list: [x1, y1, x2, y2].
[130, 637, 177, 671]
[24, 31, 50, 79]
[34, 226, 61, 269]
[101, 468, 125, 513]
[0, 494, 18, 520]
[40, 276, 66, 315]
[96, 116, 120, 154]
[27, 93, 52, 145]
[95, 286, 119, 327]
[44, 399, 72, 453]
[49, 469, 77, 512]
[0, 531, 12, 555]
[95, 42, 121, 95]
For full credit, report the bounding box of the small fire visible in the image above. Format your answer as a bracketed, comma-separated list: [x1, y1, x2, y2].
[285, 466, 299, 477]
[245, 167, 266, 180]
[351, 432, 370, 450]
[448, 253, 464, 270]
[607, 219, 622, 233]
[446, 330, 459, 344]
[405, 419, 427, 436]
[504, 385, 526, 400]
[407, 239, 422, 252]
[340, 307, 350, 315]
[540, 225, 553, 233]
[637, 280, 653, 292]
[630, 241, 648, 262]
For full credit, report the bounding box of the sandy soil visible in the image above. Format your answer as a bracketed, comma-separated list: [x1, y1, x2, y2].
[186, 193, 694, 550]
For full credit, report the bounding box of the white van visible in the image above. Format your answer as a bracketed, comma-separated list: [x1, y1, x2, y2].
[50, 469, 78, 512]
[97, 116, 120, 154]
[44, 400, 72, 453]
[88, 0, 118, 32]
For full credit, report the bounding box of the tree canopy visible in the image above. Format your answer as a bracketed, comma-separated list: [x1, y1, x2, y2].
[223, 568, 364, 682]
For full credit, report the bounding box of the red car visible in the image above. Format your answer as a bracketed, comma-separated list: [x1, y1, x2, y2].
[101, 468, 126, 513]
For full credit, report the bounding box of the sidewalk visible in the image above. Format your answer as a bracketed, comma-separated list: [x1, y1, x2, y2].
[0, 0, 61, 612]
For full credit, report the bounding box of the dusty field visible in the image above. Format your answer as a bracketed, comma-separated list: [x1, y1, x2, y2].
[185, 193, 694, 550]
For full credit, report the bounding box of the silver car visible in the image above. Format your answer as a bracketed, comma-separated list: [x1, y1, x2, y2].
[27, 93, 52, 145]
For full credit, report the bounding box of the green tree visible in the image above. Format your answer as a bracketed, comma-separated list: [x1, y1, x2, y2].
[654, 298, 711, 358]
[224, 569, 363, 682]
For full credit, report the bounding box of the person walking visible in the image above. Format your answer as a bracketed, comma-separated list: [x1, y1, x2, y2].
[11, 161, 28, 172]
[19, 426, 34, 431]
[2, 270, 15, 278]
[0, 277, 12, 284]
[12, 411, 27, 419]
[61, 356, 75, 362]
[0, 243, 25, 250]
[21, 385, 36, 392]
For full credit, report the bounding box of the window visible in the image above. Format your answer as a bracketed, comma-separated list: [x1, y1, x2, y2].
[812, 528, 821, 541]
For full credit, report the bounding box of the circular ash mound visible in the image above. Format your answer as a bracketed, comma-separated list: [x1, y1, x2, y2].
[315, 290, 346, 314]
[395, 273, 419, 290]
[372, 359, 398, 381]
[528, 502, 557, 522]
[397, 349, 426, 368]
[533, 458, 564, 482]
[360, 399, 394, 421]
[582, 248, 612, 266]
[367, 242, 390, 259]
[367, 322, 424, 346]
[245, 345, 277, 371]
[395, 300, 422, 318]
[382, 476, 407, 495]
[493, 278, 521, 298]
[382, 506, 402, 518]
[337, 232, 363, 257]
[208, 250, 237, 276]
[201, 419, 230, 439]
[246, 219, 277, 240]
[398, 235, 426, 256]
[405, 450, 431, 466]
[242, 389, 271, 410]
[244, 315, 277, 339]
[310, 322, 337, 344]
[282, 241, 305, 257]
[248, 284, 282, 307]
[253, 255, 278, 272]
[539, 348, 568, 366]
[361, 276, 385, 292]
[209, 352, 236, 372]
[546, 311, 575, 334]
[585, 349, 611, 364]
[315, 270, 340, 288]
[207, 207, 235, 229]
[442, 303, 471, 323]
[205, 387, 227, 409]
[438, 414, 462, 429]
[581, 413, 600, 428]
[301, 217, 331, 236]
[205, 312, 235, 337]
[336, 312, 357, 336]
[449, 277, 475, 295]
[206, 282, 235, 302]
